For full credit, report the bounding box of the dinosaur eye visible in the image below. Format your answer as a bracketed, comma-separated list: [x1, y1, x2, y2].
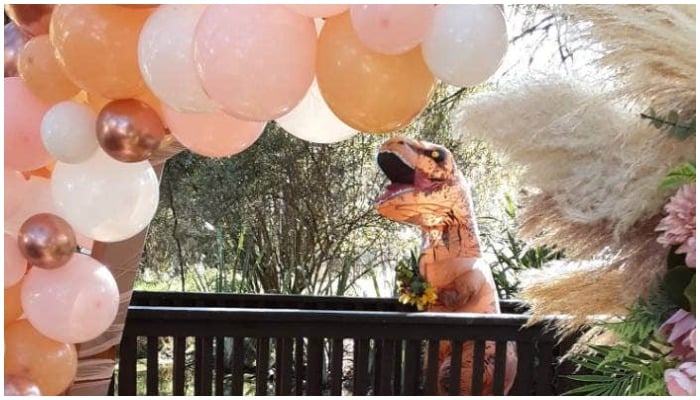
[426, 149, 445, 162]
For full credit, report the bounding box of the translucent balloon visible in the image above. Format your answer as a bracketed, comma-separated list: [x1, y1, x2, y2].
[4, 319, 78, 396]
[350, 5, 435, 55]
[194, 5, 316, 121]
[276, 80, 357, 143]
[422, 5, 508, 87]
[5, 22, 28, 78]
[316, 13, 435, 133]
[4, 77, 52, 171]
[50, 4, 152, 98]
[4, 278, 23, 326]
[40, 101, 99, 164]
[138, 4, 217, 113]
[21, 253, 119, 344]
[5, 233, 27, 287]
[163, 106, 266, 158]
[51, 149, 160, 242]
[285, 4, 349, 18]
[5, 169, 26, 219]
[17, 35, 80, 103]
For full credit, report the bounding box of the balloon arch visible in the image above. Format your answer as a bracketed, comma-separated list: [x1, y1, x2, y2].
[4, 4, 508, 395]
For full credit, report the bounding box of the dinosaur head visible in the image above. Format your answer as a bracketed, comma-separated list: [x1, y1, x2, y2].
[375, 137, 472, 227]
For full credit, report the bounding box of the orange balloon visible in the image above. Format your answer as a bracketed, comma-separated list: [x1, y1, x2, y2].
[50, 4, 152, 99]
[316, 12, 435, 133]
[17, 35, 80, 103]
[4, 279, 24, 326]
[21, 160, 56, 180]
[85, 89, 164, 122]
[4, 319, 78, 396]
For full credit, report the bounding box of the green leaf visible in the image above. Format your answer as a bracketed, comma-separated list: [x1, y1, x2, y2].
[685, 275, 696, 313]
[662, 266, 695, 310]
[660, 161, 696, 190]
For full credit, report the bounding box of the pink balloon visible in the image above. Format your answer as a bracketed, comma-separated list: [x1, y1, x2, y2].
[194, 5, 317, 121]
[5, 169, 26, 219]
[350, 4, 435, 55]
[163, 106, 266, 158]
[21, 252, 119, 344]
[4, 77, 53, 171]
[285, 4, 349, 18]
[5, 233, 28, 288]
[4, 176, 54, 235]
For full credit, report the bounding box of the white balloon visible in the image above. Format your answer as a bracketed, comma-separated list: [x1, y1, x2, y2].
[51, 149, 159, 242]
[276, 80, 357, 144]
[21, 253, 119, 344]
[138, 4, 218, 113]
[40, 101, 98, 164]
[422, 5, 508, 87]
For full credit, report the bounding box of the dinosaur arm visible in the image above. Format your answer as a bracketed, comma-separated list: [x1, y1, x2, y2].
[436, 269, 486, 310]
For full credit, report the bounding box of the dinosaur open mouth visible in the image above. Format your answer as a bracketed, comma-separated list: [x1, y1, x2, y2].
[377, 152, 415, 204]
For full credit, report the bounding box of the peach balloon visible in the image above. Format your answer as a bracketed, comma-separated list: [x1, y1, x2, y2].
[50, 4, 152, 99]
[84, 89, 165, 121]
[4, 77, 52, 171]
[194, 5, 316, 121]
[5, 169, 26, 219]
[5, 176, 54, 235]
[21, 253, 119, 344]
[163, 105, 267, 158]
[316, 13, 435, 133]
[4, 319, 78, 396]
[18, 35, 80, 103]
[350, 5, 435, 55]
[4, 278, 24, 326]
[286, 4, 349, 18]
[5, 233, 28, 287]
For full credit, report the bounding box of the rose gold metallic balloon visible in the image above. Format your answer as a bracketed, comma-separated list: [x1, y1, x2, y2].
[96, 99, 166, 162]
[4, 4, 54, 37]
[4, 22, 28, 77]
[18, 213, 76, 270]
[4, 375, 42, 396]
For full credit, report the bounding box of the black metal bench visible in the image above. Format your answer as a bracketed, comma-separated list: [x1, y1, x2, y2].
[111, 291, 575, 396]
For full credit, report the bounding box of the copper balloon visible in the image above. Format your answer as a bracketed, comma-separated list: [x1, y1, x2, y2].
[4, 375, 42, 396]
[18, 213, 77, 270]
[4, 4, 54, 37]
[4, 22, 28, 77]
[96, 99, 166, 162]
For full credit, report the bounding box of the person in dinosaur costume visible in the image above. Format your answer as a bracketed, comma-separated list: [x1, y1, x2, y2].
[375, 137, 517, 395]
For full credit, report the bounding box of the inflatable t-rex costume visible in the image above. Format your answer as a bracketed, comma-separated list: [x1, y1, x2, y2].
[375, 137, 517, 395]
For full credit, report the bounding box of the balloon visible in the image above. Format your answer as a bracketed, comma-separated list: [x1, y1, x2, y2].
[17, 34, 80, 103]
[4, 319, 78, 396]
[5, 176, 54, 235]
[96, 99, 166, 162]
[421, 5, 508, 87]
[285, 4, 350, 18]
[51, 149, 160, 242]
[21, 253, 119, 344]
[4, 4, 54, 37]
[276, 80, 357, 143]
[5, 233, 27, 287]
[50, 4, 152, 98]
[18, 213, 76, 270]
[5, 22, 28, 78]
[4, 375, 42, 396]
[349, 5, 435, 55]
[4, 278, 24, 325]
[4, 77, 52, 171]
[40, 101, 99, 164]
[194, 5, 316, 121]
[138, 4, 217, 113]
[163, 106, 266, 158]
[316, 13, 435, 133]
[82, 89, 165, 122]
[5, 169, 26, 219]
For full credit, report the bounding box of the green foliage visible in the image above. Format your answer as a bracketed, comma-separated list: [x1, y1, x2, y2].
[481, 194, 564, 299]
[662, 266, 695, 311]
[641, 108, 696, 140]
[566, 286, 678, 396]
[660, 161, 696, 190]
